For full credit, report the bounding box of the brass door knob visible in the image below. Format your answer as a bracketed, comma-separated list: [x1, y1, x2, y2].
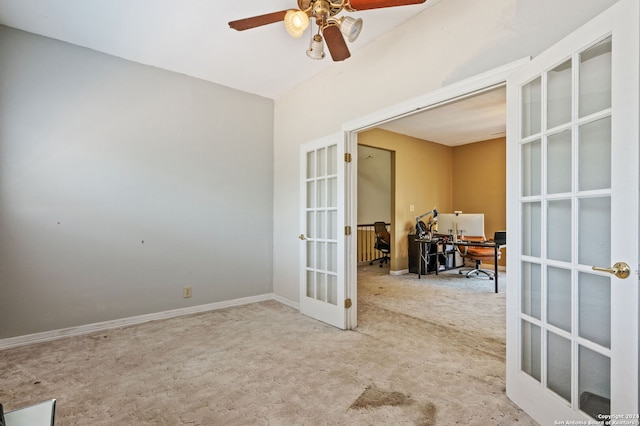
[592, 262, 631, 279]
[298, 234, 306, 240]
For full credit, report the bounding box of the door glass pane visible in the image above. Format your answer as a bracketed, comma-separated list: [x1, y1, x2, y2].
[317, 147, 326, 177]
[316, 272, 326, 301]
[522, 77, 542, 137]
[307, 151, 316, 178]
[327, 274, 337, 305]
[522, 320, 541, 381]
[522, 139, 542, 196]
[578, 197, 610, 267]
[316, 242, 326, 270]
[547, 332, 572, 402]
[327, 144, 337, 175]
[522, 261, 541, 319]
[306, 241, 315, 268]
[579, 37, 612, 118]
[547, 130, 572, 194]
[307, 181, 315, 209]
[317, 210, 326, 239]
[548, 267, 572, 332]
[328, 176, 337, 207]
[523, 202, 541, 257]
[547, 60, 572, 129]
[579, 346, 610, 420]
[579, 117, 611, 191]
[317, 179, 326, 208]
[306, 270, 314, 298]
[306, 211, 315, 238]
[328, 210, 337, 239]
[579, 272, 611, 348]
[327, 242, 337, 273]
[548, 199, 572, 262]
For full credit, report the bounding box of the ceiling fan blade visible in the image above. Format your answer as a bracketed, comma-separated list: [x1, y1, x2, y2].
[228, 10, 288, 31]
[348, 0, 426, 11]
[323, 25, 351, 62]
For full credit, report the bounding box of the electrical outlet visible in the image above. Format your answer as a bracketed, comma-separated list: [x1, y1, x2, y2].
[410, 204, 415, 212]
[183, 286, 192, 298]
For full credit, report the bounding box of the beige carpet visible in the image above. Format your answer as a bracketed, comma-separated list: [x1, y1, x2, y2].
[0, 267, 537, 425]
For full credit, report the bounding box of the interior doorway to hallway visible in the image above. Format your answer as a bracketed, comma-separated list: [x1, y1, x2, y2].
[354, 84, 507, 278]
[343, 59, 528, 331]
[357, 145, 393, 272]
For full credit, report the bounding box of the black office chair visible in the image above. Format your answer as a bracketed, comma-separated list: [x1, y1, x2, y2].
[369, 221, 391, 267]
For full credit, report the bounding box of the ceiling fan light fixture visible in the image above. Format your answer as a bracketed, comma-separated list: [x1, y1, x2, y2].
[231, 0, 427, 61]
[338, 16, 363, 42]
[284, 9, 309, 38]
[306, 34, 326, 60]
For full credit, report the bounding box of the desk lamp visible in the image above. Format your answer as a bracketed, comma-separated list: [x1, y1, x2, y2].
[416, 208, 438, 239]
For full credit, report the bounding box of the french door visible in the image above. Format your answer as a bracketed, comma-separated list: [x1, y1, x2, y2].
[299, 132, 353, 329]
[505, 0, 639, 423]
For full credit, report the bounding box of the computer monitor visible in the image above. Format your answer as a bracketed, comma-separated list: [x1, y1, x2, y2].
[434, 213, 455, 236]
[435, 213, 485, 237]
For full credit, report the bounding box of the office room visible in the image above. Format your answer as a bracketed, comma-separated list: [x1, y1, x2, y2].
[356, 85, 507, 278]
[355, 86, 509, 359]
[1, 0, 637, 424]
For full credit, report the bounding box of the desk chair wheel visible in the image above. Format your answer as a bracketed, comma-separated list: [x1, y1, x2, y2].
[370, 255, 390, 267]
[459, 259, 495, 280]
[460, 268, 495, 280]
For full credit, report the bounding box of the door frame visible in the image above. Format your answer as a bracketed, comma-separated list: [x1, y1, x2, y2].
[342, 58, 530, 329]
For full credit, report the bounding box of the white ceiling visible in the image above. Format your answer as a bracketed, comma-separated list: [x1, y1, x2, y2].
[378, 86, 507, 146]
[0, 0, 440, 99]
[0, 0, 505, 145]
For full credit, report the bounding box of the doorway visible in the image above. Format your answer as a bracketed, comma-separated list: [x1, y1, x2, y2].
[345, 61, 526, 416]
[352, 85, 515, 423]
[354, 84, 508, 277]
[357, 145, 393, 271]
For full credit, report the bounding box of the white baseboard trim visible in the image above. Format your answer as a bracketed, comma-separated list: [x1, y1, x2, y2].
[0, 293, 282, 351]
[271, 294, 300, 310]
[0, 265, 509, 351]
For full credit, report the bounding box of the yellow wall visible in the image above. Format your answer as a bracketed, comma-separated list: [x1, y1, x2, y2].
[452, 138, 507, 266]
[358, 129, 453, 271]
[359, 129, 507, 270]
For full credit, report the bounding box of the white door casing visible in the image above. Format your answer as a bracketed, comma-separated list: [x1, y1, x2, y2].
[505, 0, 639, 423]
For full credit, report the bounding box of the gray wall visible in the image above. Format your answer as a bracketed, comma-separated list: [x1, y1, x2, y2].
[0, 26, 274, 338]
[357, 146, 391, 225]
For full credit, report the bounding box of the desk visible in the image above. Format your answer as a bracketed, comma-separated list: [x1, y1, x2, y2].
[453, 240, 505, 293]
[416, 238, 505, 293]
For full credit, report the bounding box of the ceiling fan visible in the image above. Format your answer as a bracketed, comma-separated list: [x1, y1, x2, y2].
[228, 0, 427, 61]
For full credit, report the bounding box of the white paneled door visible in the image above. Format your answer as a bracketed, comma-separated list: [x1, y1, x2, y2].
[505, 0, 639, 423]
[299, 133, 352, 329]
